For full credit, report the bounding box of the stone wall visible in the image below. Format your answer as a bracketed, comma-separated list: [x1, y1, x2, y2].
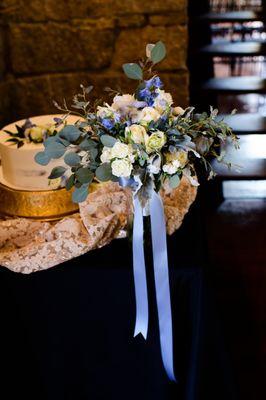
[0, 0, 188, 124]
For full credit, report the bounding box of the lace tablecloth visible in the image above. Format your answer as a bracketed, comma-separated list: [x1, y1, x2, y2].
[0, 179, 197, 274]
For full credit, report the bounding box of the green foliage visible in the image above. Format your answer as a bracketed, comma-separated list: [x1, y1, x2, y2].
[122, 63, 143, 80]
[76, 168, 94, 184]
[72, 185, 89, 203]
[59, 125, 81, 143]
[35, 151, 51, 166]
[95, 163, 113, 182]
[48, 166, 66, 179]
[64, 152, 80, 167]
[169, 174, 180, 189]
[100, 134, 117, 147]
[151, 41, 166, 64]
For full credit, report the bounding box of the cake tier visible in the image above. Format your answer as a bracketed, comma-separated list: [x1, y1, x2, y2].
[0, 114, 79, 191]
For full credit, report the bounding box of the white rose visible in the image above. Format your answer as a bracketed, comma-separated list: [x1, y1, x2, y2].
[145, 130, 166, 154]
[111, 159, 132, 178]
[153, 90, 173, 113]
[125, 124, 148, 145]
[173, 106, 185, 116]
[111, 141, 131, 159]
[134, 107, 161, 124]
[100, 147, 112, 163]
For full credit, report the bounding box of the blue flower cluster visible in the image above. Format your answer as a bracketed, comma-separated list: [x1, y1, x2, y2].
[138, 76, 163, 106]
[101, 112, 121, 130]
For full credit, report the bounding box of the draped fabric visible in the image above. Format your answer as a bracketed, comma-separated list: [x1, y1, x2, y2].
[0, 236, 238, 400]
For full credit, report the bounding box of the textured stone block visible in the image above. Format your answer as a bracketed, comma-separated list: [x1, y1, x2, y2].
[9, 23, 115, 74]
[149, 12, 187, 26]
[117, 14, 147, 28]
[112, 25, 187, 71]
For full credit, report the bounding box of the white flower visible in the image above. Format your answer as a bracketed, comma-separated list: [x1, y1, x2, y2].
[111, 141, 131, 159]
[125, 124, 148, 145]
[100, 147, 112, 163]
[145, 130, 166, 154]
[79, 150, 90, 166]
[147, 154, 161, 174]
[165, 149, 188, 168]
[96, 104, 116, 119]
[173, 106, 185, 116]
[134, 107, 161, 124]
[163, 159, 180, 175]
[153, 90, 173, 113]
[112, 94, 135, 110]
[111, 159, 132, 178]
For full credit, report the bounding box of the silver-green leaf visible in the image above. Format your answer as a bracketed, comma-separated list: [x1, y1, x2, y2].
[151, 41, 166, 64]
[64, 152, 80, 166]
[95, 163, 113, 182]
[48, 166, 66, 179]
[169, 174, 180, 189]
[100, 134, 116, 147]
[72, 185, 89, 203]
[122, 63, 143, 80]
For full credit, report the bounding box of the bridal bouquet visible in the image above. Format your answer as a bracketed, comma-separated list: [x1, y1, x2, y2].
[35, 41, 238, 204]
[35, 41, 238, 381]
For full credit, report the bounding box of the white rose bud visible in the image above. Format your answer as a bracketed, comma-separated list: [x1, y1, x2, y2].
[111, 159, 132, 178]
[163, 162, 179, 175]
[145, 130, 166, 154]
[153, 90, 173, 113]
[125, 124, 148, 145]
[146, 43, 155, 59]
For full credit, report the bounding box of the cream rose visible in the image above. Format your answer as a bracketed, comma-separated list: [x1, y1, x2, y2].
[135, 107, 161, 124]
[145, 130, 166, 154]
[111, 159, 132, 178]
[125, 124, 148, 145]
[112, 94, 135, 110]
[111, 141, 131, 159]
[153, 90, 173, 113]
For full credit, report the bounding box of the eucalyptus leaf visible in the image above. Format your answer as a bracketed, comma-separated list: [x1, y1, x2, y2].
[76, 168, 94, 184]
[64, 152, 80, 166]
[79, 138, 97, 150]
[72, 185, 89, 203]
[59, 125, 81, 142]
[65, 174, 75, 191]
[100, 134, 116, 147]
[95, 163, 113, 182]
[45, 142, 67, 159]
[169, 174, 180, 189]
[48, 166, 66, 179]
[122, 63, 143, 80]
[35, 151, 51, 166]
[151, 41, 166, 64]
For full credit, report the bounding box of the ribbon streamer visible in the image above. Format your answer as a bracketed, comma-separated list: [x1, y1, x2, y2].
[132, 196, 149, 339]
[150, 190, 176, 382]
[132, 189, 176, 381]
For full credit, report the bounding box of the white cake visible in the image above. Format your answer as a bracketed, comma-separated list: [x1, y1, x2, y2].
[0, 114, 79, 191]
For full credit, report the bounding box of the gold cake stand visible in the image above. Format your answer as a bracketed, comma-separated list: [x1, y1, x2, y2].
[0, 182, 80, 220]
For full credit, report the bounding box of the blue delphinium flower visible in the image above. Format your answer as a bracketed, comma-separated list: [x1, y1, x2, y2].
[102, 118, 114, 130]
[138, 76, 163, 106]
